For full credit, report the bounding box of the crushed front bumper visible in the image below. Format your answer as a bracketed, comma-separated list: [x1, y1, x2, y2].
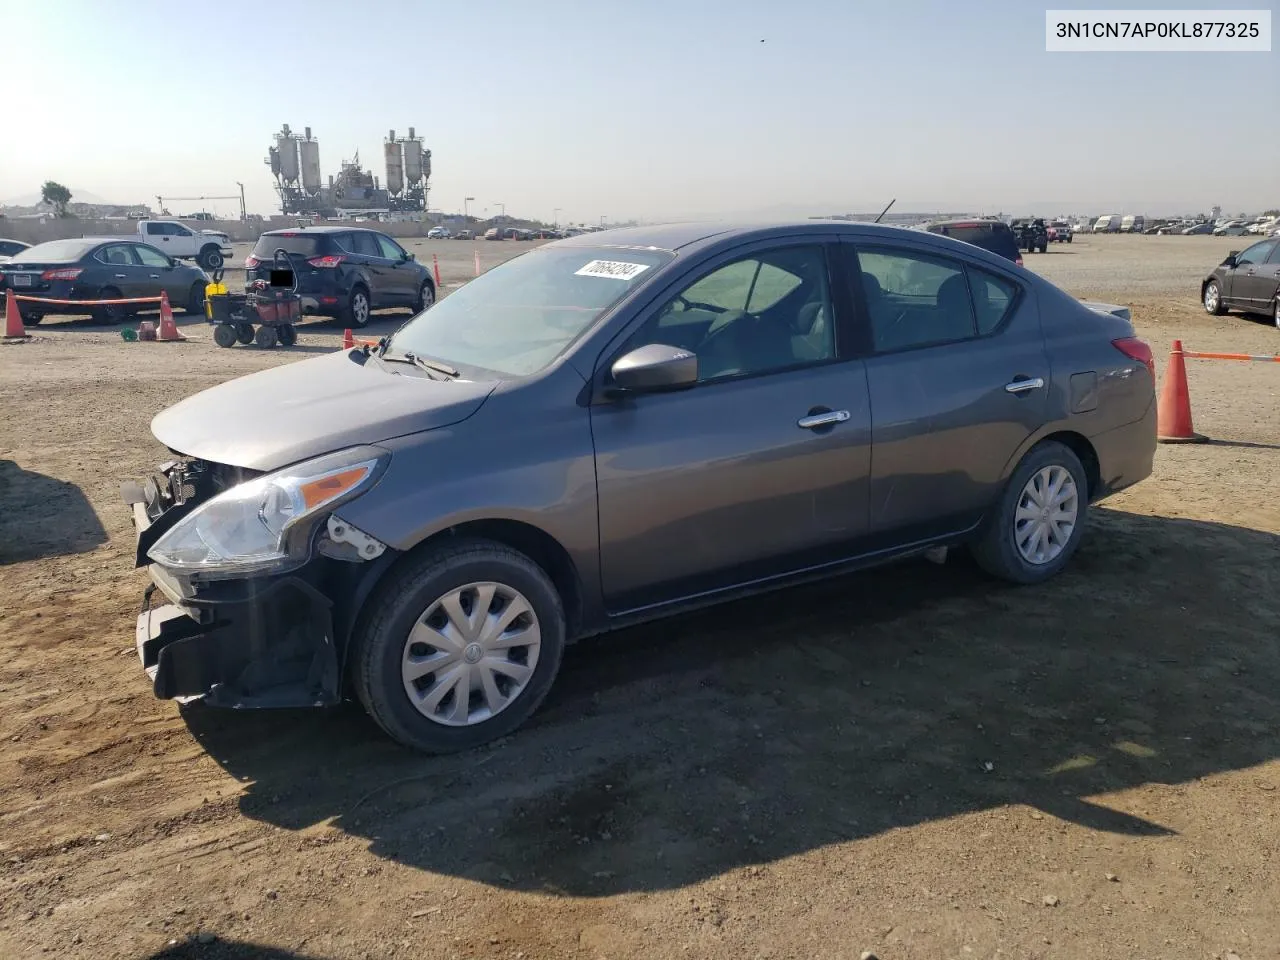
[123, 466, 343, 709]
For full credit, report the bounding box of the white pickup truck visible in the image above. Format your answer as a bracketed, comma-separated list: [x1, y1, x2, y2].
[131, 220, 234, 270]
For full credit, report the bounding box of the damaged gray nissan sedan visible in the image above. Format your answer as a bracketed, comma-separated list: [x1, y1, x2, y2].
[125, 221, 1157, 753]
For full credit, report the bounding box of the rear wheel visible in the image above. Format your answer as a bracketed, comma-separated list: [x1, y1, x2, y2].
[971, 441, 1088, 585]
[352, 539, 566, 753]
[93, 287, 126, 324]
[186, 281, 206, 316]
[212, 324, 238, 348]
[341, 286, 371, 328]
[255, 324, 279, 348]
[198, 246, 223, 271]
[1273, 297, 1279, 329]
[19, 312, 42, 326]
[277, 323, 298, 346]
[1203, 280, 1225, 316]
[235, 322, 255, 344]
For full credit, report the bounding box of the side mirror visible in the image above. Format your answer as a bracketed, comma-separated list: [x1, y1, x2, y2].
[404, 251, 415, 261]
[610, 344, 698, 393]
[1224, 252, 1239, 267]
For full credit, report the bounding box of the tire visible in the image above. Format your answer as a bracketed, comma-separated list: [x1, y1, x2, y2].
[1273, 298, 1279, 330]
[213, 324, 238, 348]
[970, 441, 1089, 586]
[255, 324, 279, 348]
[1203, 280, 1225, 316]
[198, 246, 223, 271]
[186, 282, 206, 316]
[20, 312, 42, 326]
[235, 322, 255, 344]
[341, 286, 371, 328]
[352, 538, 566, 754]
[1039, 244, 1048, 254]
[277, 323, 298, 346]
[1066, 235, 1073, 243]
[413, 280, 435, 313]
[92, 287, 126, 324]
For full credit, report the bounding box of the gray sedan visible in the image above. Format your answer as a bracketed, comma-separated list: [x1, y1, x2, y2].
[125, 221, 1157, 753]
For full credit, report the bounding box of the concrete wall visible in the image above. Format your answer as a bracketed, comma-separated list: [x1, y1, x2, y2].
[1, 215, 530, 246]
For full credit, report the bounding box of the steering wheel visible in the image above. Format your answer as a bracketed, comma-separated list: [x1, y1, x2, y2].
[675, 294, 727, 314]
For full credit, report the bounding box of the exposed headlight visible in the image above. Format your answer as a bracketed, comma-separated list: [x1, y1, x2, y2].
[147, 446, 388, 579]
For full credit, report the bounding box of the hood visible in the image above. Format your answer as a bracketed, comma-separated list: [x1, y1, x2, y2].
[151, 350, 497, 471]
[199, 229, 229, 238]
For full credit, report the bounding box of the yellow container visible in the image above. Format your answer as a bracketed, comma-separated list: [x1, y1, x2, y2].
[204, 280, 227, 320]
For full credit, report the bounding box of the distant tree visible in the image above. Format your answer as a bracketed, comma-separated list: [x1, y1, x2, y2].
[1263, 209, 1279, 217]
[40, 180, 72, 217]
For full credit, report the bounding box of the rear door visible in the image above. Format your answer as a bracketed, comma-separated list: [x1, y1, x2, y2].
[374, 233, 416, 304]
[95, 243, 147, 299]
[347, 231, 387, 305]
[844, 239, 1049, 541]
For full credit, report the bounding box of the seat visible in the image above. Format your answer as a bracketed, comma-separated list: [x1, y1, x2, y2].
[929, 273, 975, 343]
[107, 249, 129, 265]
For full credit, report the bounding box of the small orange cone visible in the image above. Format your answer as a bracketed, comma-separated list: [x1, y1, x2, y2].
[4, 290, 27, 338]
[157, 292, 186, 341]
[1157, 339, 1207, 443]
[432, 253, 442, 288]
[342, 328, 355, 350]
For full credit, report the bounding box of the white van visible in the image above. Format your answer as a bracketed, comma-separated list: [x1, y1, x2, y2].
[1120, 215, 1145, 233]
[1092, 215, 1121, 233]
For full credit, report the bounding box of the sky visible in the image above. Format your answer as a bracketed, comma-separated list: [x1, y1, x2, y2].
[1, 0, 1276, 221]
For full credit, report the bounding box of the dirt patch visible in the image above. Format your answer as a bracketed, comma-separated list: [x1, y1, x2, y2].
[1, 238, 1278, 959]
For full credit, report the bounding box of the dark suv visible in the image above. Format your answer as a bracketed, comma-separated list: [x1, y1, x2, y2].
[925, 219, 1023, 266]
[1009, 218, 1050, 254]
[245, 227, 435, 328]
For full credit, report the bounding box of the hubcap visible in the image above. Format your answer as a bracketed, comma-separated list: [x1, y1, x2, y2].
[420, 285, 434, 310]
[401, 581, 541, 727]
[1014, 465, 1078, 565]
[1204, 284, 1218, 311]
[354, 294, 369, 325]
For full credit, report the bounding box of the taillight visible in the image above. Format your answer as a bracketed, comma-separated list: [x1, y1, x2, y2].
[306, 255, 346, 268]
[1113, 336, 1155, 378]
[42, 267, 83, 280]
[245, 255, 262, 268]
[1015, 256, 1024, 266]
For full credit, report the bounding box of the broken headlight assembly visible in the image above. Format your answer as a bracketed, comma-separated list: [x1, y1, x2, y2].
[147, 446, 389, 579]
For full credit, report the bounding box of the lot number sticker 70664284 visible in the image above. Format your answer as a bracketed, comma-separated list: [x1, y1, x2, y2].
[574, 260, 651, 280]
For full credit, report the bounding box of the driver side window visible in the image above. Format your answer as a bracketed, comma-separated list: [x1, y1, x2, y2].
[629, 245, 835, 383]
[1236, 241, 1274, 266]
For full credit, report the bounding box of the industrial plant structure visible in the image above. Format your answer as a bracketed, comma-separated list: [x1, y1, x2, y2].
[265, 125, 431, 218]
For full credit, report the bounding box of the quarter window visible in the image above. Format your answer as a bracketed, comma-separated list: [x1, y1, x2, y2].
[857, 249, 976, 351]
[969, 267, 1017, 334]
[628, 245, 835, 382]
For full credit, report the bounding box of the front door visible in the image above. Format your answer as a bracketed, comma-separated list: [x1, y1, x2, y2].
[133, 243, 184, 304]
[591, 241, 872, 614]
[375, 233, 417, 305]
[845, 240, 1049, 540]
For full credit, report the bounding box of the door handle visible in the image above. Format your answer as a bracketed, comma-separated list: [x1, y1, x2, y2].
[149, 274, 160, 278]
[1004, 377, 1045, 394]
[797, 409, 851, 429]
[114, 273, 127, 279]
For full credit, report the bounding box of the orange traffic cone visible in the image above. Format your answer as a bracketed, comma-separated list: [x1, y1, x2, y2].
[1157, 339, 1207, 443]
[432, 253, 442, 288]
[4, 290, 27, 338]
[474, 250, 481, 277]
[342, 328, 355, 350]
[157, 292, 186, 341]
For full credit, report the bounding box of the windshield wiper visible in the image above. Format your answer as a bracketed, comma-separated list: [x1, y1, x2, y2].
[380, 350, 458, 380]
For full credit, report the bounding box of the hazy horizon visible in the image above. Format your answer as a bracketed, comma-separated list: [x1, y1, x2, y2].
[3, 0, 1275, 222]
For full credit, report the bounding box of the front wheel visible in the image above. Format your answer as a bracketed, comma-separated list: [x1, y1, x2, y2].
[255, 324, 278, 348]
[235, 322, 255, 344]
[352, 539, 566, 753]
[199, 247, 224, 271]
[1203, 280, 1225, 315]
[413, 280, 435, 313]
[1273, 298, 1279, 329]
[277, 323, 298, 346]
[186, 282, 206, 316]
[212, 324, 238, 348]
[970, 441, 1088, 585]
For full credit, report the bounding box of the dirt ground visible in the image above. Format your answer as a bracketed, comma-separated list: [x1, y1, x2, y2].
[1, 234, 1278, 960]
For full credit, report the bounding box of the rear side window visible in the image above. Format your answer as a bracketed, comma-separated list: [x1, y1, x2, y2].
[97, 244, 140, 266]
[251, 234, 322, 258]
[349, 232, 381, 257]
[857, 248, 976, 352]
[968, 267, 1017, 334]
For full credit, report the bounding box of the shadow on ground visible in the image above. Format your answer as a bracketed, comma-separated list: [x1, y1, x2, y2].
[184, 508, 1280, 897]
[0, 460, 107, 564]
[144, 939, 330, 960]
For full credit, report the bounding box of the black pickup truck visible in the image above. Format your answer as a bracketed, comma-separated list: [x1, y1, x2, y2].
[1009, 218, 1049, 254]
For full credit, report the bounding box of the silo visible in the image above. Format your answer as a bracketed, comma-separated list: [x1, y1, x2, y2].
[275, 125, 299, 183]
[299, 134, 322, 196]
[384, 130, 404, 196]
[403, 138, 424, 186]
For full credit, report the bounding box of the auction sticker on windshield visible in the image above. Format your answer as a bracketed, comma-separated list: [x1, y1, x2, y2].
[575, 260, 651, 280]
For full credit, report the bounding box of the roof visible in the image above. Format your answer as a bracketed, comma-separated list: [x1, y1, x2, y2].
[261, 225, 378, 235]
[550, 219, 953, 253]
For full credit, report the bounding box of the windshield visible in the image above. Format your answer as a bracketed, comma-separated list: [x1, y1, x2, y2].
[6, 239, 95, 262]
[386, 245, 673, 377]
